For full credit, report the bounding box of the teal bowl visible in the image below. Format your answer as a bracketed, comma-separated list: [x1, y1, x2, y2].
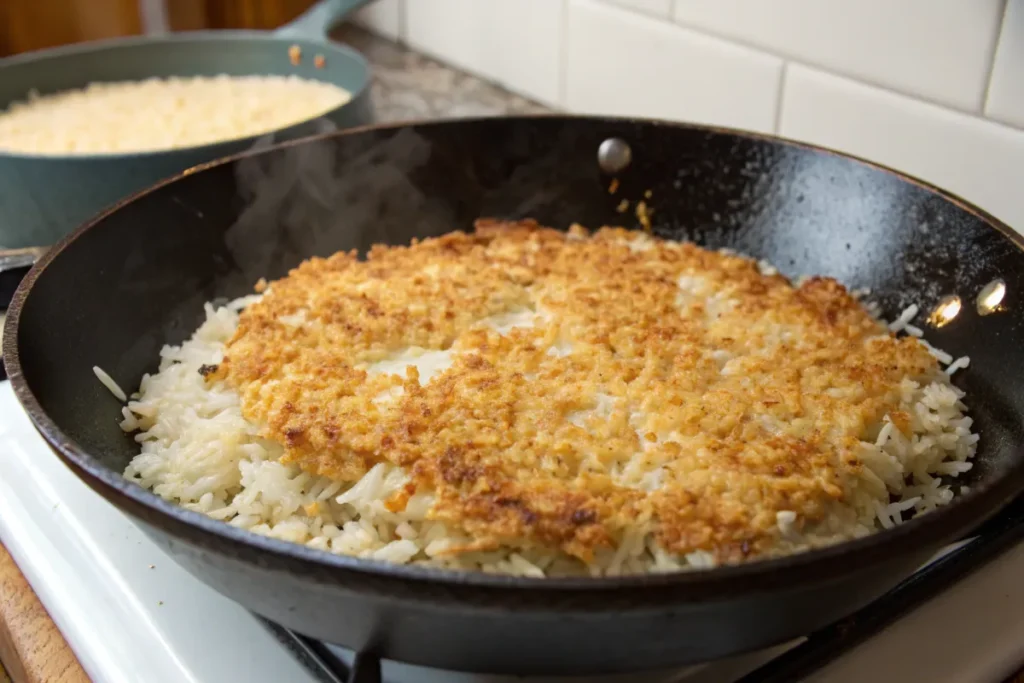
[0, 0, 374, 249]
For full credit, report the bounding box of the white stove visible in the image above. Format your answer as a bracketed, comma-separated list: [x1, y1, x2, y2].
[2, 379, 1024, 683]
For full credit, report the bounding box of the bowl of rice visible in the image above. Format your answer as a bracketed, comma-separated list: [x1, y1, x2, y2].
[0, 27, 373, 250]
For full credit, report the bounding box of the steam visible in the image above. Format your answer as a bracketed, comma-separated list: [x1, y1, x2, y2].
[223, 119, 437, 283]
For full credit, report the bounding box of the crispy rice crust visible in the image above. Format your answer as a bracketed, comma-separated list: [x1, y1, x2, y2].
[212, 220, 937, 562]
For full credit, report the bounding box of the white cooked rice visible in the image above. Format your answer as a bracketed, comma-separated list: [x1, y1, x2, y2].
[946, 356, 971, 376]
[0, 75, 350, 155]
[918, 338, 954, 365]
[93, 365, 127, 402]
[116, 290, 978, 578]
[888, 303, 920, 333]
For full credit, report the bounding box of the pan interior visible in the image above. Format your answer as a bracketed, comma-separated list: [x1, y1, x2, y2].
[12, 117, 1024, 555]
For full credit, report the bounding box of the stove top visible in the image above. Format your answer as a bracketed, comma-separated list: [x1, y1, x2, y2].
[1, 380, 1023, 683]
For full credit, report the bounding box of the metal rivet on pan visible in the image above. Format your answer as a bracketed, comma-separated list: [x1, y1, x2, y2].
[598, 138, 632, 174]
[977, 279, 1007, 316]
[289, 45, 302, 65]
[927, 295, 962, 328]
[314, 54, 326, 69]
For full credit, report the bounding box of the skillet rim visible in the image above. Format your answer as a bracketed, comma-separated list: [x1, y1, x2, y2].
[5, 114, 1024, 598]
[0, 31, 372, 162]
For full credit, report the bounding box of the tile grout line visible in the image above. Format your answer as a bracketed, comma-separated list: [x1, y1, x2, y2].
[558, 0, 570, 109]
[773, 62, 789, 134]
[393, 0, 1024, 134]
[608, 0, 996, 120]
[664, 13, 1014, 123]
[397, 0, 407, 45]
[786, 59, 1024, 138]
[979, 0, 1010, 114]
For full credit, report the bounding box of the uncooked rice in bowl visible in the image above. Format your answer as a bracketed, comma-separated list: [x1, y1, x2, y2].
[112, 221, 978, 577]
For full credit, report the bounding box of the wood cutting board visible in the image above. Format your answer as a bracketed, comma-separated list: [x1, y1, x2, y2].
[0, 543, 88, 683]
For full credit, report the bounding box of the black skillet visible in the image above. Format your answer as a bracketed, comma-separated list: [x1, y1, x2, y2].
[4, 116, 1024, 677]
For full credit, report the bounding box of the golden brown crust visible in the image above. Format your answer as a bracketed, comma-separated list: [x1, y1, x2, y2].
[215, 219, 939, 562]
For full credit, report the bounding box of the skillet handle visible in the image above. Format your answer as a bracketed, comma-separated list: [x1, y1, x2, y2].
[0, 247, 44, 382]
[0, 246, 45, 310]
[274, 0, 375, 39]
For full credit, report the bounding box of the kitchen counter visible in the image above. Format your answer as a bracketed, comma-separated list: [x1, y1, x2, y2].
[331, 25, 551, 122]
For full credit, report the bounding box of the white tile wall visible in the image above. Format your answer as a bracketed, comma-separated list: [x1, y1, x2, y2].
[399, 0, 479, 76]
[986, 0, 1024, 128]
[352, 0, 403, 42]
[672, 0, 1005, 112]
[350, 0, 1024, 232]
[565, 0, 781, 132]
[485, 0, 567, 107]
[781, 64, 1024, 230]
[401, 0, 564, 106]
[603, 0, 674, 18]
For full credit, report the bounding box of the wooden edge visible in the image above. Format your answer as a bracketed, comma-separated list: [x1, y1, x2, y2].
[0, 543, 89, 683]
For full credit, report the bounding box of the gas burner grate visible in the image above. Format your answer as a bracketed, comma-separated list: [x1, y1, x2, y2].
[260, 493, 1024, 683]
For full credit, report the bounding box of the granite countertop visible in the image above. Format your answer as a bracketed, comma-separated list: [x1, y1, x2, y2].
[331, 25, 551, 122]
